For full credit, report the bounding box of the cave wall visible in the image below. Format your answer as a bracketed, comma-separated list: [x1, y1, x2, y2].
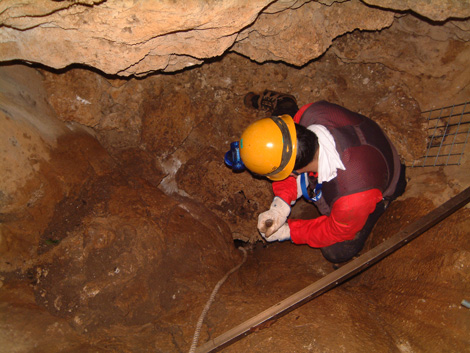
[0, 64, 244, 352]
[1, 0, 470, 76]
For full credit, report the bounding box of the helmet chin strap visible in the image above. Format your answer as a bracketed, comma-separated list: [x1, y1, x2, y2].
[300, 173, 322, 202]
[264, 116, 293, 177]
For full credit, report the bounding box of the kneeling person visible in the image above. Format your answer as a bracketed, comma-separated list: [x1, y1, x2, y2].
[226, 94, 406, 263]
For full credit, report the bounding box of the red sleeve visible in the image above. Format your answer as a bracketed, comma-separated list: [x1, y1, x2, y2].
[288, 189, 383, 248]
[293, 103, 313, 123]
[272, 176, 297, 205]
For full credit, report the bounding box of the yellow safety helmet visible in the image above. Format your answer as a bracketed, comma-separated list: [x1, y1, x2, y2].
[239, 115, 297, 181]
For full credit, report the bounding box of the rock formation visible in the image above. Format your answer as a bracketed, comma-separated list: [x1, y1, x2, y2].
[1, 0, 469, 76]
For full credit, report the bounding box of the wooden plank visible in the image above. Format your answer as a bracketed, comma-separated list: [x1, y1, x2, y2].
[195, 186, 470, 353]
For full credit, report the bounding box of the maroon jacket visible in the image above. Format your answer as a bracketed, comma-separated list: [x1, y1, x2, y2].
[295, 101, 401, 215]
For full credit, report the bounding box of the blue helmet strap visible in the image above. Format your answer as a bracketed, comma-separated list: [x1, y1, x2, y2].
[300, 173, 322, 202]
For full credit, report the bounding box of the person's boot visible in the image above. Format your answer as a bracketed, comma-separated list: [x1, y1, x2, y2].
[244, 90, 297, 113]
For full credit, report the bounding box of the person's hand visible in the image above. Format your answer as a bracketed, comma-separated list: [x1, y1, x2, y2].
[261, 223, 291, 242]
[257, 197, 290, 237]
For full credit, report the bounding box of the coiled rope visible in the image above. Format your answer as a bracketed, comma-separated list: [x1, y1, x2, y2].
[188, 247, 248, 353]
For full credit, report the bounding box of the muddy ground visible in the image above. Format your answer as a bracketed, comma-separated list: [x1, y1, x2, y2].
[2, 189, 470, 352]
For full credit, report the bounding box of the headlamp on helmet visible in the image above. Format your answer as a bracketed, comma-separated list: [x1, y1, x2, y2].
[224, 141, 246, 172]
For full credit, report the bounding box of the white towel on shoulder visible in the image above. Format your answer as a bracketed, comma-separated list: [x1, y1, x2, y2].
[307, 124, 346, 183]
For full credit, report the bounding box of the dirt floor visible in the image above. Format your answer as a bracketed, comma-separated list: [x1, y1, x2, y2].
[216, 198, 470, 353]
[1, 125, 469, 352]
[1, 192, 470, 352]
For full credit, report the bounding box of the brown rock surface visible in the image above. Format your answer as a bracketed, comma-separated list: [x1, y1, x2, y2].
[2, 0, 469, 76]
[233, 0, 395, 66]
[0, 65, 242, 352]
[0, 0, 273, 75]
[362, 0, 470, 21]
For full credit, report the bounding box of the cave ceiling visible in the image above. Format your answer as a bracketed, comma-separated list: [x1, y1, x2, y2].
[1, 0, 469, 77]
